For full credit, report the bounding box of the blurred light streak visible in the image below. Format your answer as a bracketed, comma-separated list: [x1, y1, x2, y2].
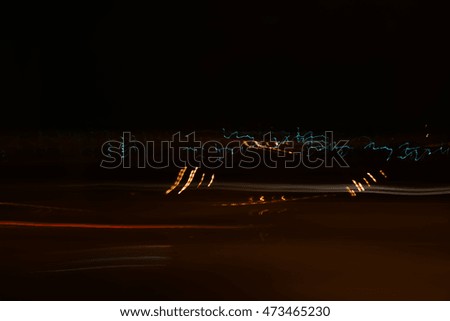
[197, 173, 205, 188]
[207, 174, 215, 187]
[367, 172, 377, 183]
[165, 167, 187, 194]
[346, 186, 357, 197]
[178, 167, 198, 194]
[352, 180, 362, 192]
[39, 264, 166, 273]
[358, 182, 365, 191]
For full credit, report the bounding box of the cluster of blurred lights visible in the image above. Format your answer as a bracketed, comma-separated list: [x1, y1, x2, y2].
[220, 195, 291, 207]
[165, 167, 214, 195]
[346, 170, 387, 197]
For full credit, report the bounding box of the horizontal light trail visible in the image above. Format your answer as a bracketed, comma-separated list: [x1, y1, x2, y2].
[212, 183, 450, 195]
[39, 264, 165, 273]
[56, 182, 450, 195]
[0, 221, 246, 230]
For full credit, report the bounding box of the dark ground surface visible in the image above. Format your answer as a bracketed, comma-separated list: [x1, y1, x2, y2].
[0, 178, 449, 300]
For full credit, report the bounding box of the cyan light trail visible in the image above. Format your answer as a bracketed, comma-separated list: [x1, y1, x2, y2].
[222, 128, 449, 161]
[364, 141, 449, 161]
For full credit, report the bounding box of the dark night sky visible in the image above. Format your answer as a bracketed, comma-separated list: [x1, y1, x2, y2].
[3, 1, 450, 133]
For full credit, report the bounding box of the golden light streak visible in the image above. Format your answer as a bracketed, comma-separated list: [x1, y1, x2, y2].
[207, 174, 215, 187]
[165, 167, 187, 194]
[197, 173, 205, 188]
[358, 182, 365, 191]
[178, 167, 198, 194]
[379, 169, 387, 178]
[367, 172, 377, 183]
[352, 180, 362, 192]
[346, 186, 357, 197]
[242, 140, 294, 155]
[363, 177, 371, 187]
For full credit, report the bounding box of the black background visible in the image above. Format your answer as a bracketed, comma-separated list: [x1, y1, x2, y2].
[3, 0, 450, 133]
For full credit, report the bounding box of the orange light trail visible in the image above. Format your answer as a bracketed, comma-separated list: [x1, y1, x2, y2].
[178, 167, 198, 194]
[197, 173, 205, 188]
[0, 221, 245, 230]
[207, 174, 215, 187]
[346, 186, 357, 197]
[242, 140, 294, 154]
[352, 180, 362, 192]
[358, 182, 365, 191]
[367, 172, 377, 183]
[165, 167, 187, 194]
